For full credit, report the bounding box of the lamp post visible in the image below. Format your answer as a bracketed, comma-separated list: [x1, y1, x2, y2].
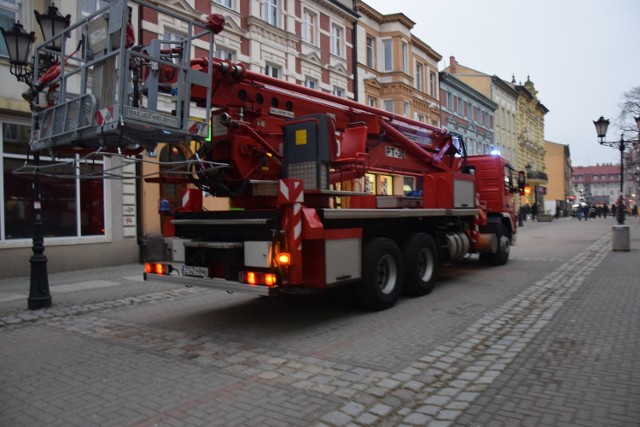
[593, 115, 640, 225]
[1, 3, 71, 309]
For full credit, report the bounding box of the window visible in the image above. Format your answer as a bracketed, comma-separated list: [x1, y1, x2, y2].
[304, 78, 317, 89]
[366, 36, 375, 68]
[214, 0, 233, 8]
[0, 1, 18, 58]
[403, 101, 409, 116]
[417, 114, 425, 123]
[81, 0, 108, 17]
[382, 39, 392, 71]
[333, 87, 344, 98]
[264, 64, 280, 78]
[401, 41, 408, 73]
[457, 96, 463, 115]
[429, 71, 436, 97]
[302, 9, 317, 45]
[416, 63, 424, 92]
[330, 23, 343, 57]
[383, 100, 394, 113]
[367, 96, 377, 108]
[214, 47, 233, 61]
[2, 123, 106, 240]
[446, 92, 453, 110]
[263, 0, 278, 26]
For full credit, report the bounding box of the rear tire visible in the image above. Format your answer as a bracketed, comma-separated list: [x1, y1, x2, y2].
[356, 238, 403, 310]
[479, 224, 510, 266]
[402, 233, 438, 296]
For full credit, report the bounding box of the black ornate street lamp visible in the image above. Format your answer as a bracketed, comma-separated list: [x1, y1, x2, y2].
[35, 4, 71, 52]
[0, 22, 36, 87]
[1, 4, 71, 309]
[593, 115, 640, 225]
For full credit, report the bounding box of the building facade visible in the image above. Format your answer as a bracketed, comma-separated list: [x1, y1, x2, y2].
[512, 76, 549, 210]
[443, 57, 518, 166]
[572, 164, 624, 207]
[439, 72, 496, 156]
[0, 0, 139, 278]
[544, 140, 572, 215]
[355, 1, 441, 126]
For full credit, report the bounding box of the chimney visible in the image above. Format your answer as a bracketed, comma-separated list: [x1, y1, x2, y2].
[449, 56, 457, 73]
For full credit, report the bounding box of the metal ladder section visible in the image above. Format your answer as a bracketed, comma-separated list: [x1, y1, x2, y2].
[29, 0, 214, 154]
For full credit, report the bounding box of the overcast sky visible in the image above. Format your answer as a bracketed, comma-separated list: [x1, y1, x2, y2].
[362, 0, 640, 167]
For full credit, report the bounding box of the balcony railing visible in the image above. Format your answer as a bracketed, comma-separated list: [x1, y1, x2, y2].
[527, 170, 548, 181]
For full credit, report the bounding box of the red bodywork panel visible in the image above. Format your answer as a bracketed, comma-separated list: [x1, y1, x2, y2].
[466, 155, 517, 229]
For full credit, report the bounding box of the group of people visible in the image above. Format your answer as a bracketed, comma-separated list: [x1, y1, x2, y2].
[575, 200, 639, 221]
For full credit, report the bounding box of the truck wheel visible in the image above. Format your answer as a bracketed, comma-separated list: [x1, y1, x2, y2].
[356, 238, 403, 310]
[402, 233, 438, 296]
[480, 224, 510, 266]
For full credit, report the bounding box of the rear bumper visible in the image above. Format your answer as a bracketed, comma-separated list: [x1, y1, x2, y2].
[144, 272, 279, 296]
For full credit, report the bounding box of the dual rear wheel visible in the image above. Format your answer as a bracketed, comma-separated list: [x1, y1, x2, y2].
[355, 233, 438, 310]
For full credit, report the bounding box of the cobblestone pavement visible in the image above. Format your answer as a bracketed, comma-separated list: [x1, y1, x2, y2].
[0, 217, 638, 426]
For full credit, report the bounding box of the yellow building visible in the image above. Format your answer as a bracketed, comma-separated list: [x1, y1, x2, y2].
[544, 140, 572, 215]
[513, 76, 549, 210]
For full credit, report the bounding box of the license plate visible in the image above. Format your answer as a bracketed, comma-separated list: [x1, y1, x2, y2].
[181, 265, 208, 277]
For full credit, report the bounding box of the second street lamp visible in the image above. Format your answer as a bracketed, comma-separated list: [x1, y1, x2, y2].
[593, 115, 640, 225]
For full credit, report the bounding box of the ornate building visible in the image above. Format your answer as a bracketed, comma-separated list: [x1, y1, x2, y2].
[512, 76, 549, 209]
[355, 1, 441, 126]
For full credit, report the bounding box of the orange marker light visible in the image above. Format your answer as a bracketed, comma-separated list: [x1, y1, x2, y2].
[246, 272, 257, 285]
[145, 263, 168, 274]
[277, 252, 291, 265]
[265, 273, 277, 286]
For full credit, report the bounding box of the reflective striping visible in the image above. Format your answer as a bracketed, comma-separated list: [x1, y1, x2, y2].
[293, 203, 302, 249]
[279, 180, 289, 201]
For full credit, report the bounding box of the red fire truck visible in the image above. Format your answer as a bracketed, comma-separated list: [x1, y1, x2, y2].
[27, 1, 517, 310]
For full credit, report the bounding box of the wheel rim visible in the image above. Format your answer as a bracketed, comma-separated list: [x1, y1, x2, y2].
[418, 247, 434, 282]
[377, 254, 397, 295]
[500, 235, 510, 256]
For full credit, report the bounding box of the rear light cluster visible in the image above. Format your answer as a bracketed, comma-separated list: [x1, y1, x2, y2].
[243, 271, 277, 286]
[145, 263, 280, 287]
[145, 262, 170, 275]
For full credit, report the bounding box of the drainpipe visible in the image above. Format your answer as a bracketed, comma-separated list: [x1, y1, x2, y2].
[351, 0, 358, 101]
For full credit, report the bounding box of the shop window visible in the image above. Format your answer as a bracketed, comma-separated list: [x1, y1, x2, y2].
[2, 122, 105, 240]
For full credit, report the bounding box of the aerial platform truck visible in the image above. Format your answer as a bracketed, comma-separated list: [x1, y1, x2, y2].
[27, 0, 517, 310]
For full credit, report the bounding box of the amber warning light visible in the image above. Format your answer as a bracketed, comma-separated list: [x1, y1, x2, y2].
[276, 252, 291, 266]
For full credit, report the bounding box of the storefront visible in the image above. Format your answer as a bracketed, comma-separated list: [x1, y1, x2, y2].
[0, 118, 139, 278]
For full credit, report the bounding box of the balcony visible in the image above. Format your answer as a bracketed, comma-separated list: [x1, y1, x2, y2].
[527, 170, 548, 182]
